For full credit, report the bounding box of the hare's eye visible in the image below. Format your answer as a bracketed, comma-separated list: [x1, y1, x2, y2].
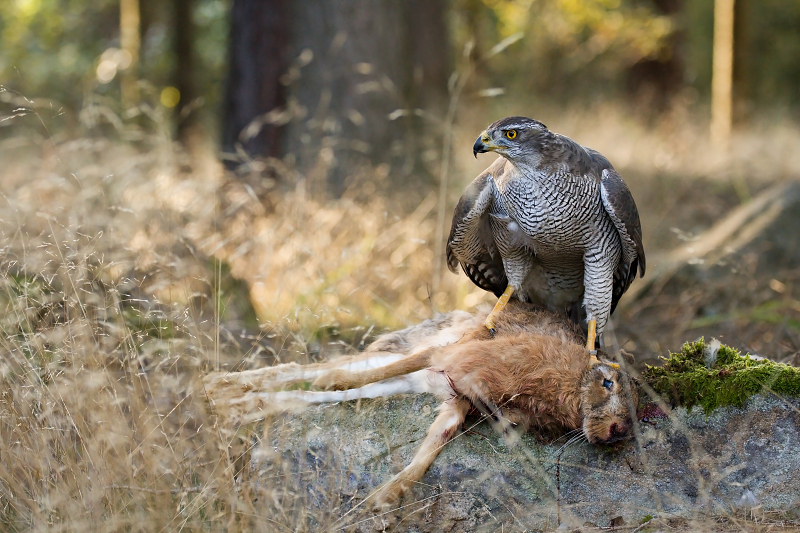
[602, 378, 613, 389]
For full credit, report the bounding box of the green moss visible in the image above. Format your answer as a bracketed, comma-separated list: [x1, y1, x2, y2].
[642, 338, 800, 413]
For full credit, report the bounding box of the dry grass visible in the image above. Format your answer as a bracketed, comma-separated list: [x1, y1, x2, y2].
[1, 95, 800, 531]
[0, 133, 237, 531]
[0, 101, 487, 530]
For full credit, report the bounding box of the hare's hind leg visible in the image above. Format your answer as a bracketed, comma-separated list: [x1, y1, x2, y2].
[372, 397, 471, 510]
[204, 350, 407, 398]
[214, 368, 454, 422]
[221, 369, 441, 418]
[313, 347, 435, 391]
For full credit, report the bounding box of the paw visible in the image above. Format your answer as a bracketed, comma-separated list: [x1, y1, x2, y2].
[312, 369, 354, 391]
[372, 477, 412, 512]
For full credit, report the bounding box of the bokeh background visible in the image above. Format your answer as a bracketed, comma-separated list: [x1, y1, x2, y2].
[2, 1, 800, 529]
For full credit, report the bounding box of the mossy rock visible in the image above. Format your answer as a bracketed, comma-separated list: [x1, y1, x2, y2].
[642, 338, 800, 413]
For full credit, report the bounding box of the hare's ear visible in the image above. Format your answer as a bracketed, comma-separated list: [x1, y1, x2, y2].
[617, 349, 636, 366]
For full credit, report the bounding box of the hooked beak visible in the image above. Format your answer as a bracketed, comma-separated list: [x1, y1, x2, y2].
[473, 130, 493, 158]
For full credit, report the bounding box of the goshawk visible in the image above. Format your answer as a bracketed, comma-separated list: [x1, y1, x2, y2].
[446, 117, 645, 355]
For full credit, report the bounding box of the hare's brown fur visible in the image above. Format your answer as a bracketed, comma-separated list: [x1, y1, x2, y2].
[205, 301, 637, 509]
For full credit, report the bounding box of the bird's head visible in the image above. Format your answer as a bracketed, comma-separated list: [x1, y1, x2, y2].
[473, 116, 551, 163]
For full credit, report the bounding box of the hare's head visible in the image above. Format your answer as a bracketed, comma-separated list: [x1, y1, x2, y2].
[580, 353, 638, 444]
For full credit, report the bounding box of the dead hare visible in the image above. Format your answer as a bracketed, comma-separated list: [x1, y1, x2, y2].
[204, 301, 638, 509]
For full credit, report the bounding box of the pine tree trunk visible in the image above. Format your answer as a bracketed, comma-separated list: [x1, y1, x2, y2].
[221, 0, 291, 165]
[711, 0, 735, 149]
[174, 0, 201, 147]
[119, 0, 140, 108]
[221, 0, 449, 196]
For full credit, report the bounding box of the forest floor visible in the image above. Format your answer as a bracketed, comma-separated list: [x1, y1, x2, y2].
[1, 102, 800, 530]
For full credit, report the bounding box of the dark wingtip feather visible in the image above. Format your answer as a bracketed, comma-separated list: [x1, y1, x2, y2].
[463, 260, 506, 298]
[446, 246, 460, 274]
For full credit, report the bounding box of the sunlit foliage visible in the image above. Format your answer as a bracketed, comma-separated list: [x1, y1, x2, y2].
[0, 0, 230, 134]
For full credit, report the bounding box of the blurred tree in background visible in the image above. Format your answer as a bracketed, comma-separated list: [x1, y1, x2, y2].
[2, 0, 800, 180]
[0, 0, 229, 140]
[221, 0, 290, 166]
[452, 0, 676, 102]
[222, 0, 450, 196]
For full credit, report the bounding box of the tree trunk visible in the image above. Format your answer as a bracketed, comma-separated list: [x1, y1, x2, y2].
[173, 0, 201, 147]
[119, 0, 140, 108]
[222, 0, 291, 166]
[711, 0, 735, 149]
[221, 0, 449, 196]
[626, 0, 684, 111]
[287, 0, 449, 195]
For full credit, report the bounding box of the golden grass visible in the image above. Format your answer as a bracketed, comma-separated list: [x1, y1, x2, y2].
[0, 137, 232, 531]
[0, 113, 497, 530]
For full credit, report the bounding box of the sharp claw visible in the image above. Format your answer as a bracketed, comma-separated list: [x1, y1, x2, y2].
[489, 327, 496, 336]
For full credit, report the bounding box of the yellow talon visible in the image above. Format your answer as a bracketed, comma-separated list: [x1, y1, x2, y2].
[484, 285, 514, 333]
[589, 354, 620, 369]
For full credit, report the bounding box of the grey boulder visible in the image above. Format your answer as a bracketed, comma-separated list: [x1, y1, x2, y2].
[247, 393, 800, 531]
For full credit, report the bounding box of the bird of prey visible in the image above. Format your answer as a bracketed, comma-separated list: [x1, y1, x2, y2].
[446, 116, 645, 356]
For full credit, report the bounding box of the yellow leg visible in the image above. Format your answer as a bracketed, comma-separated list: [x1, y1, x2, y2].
[484, 285, 514, 334]
[586, 319, 598, 361]
[586, 319, 620, 368]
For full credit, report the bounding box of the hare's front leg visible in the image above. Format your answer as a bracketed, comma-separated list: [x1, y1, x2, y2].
[372, 397, 471, 510]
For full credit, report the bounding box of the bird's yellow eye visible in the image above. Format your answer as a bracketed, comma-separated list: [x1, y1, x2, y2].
[506, 130, 517, 140]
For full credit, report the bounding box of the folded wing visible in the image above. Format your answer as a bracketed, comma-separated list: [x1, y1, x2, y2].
[446, 172, 507, 298]
[599, 168, 646, 312]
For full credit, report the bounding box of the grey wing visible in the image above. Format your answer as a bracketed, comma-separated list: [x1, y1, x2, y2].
[446, 172, 507, 297]
[600, 168, 646, 312]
